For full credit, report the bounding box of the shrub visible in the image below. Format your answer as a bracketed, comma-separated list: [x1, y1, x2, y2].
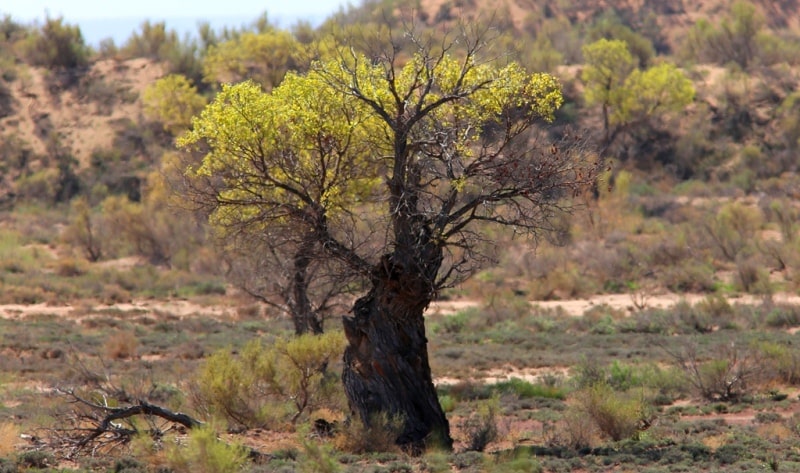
[16, 451, 54, 469]
[757, 341, 800, 385]
[701, 202, 762, 263]
[104, 331, 139, 359]
[142, 74, 207, 135]
[681, 1, 768, 69]
[0, 423, 18, 456]
[165, 426, 248, 473]
[461, 397, 500, 452]
[668, 340, 768, 401]
[333, 412, 402, 454]
[193, 332, 345, 429]
[19, 16, 89, 71]
[298, 435, 340, 473]
[572, 383, 646, 441]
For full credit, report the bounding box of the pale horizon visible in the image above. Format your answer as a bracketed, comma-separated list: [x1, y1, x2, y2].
[1, 0, 350, 45]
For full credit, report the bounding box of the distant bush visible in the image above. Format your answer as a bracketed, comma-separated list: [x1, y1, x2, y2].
[142, 74, 206, 135]
[19, 16, 89, 71]
[668, 340, 768, 401]
[103, 330, 139, 359]
[681, 1, 773, 69]
[120, 21, 203, 82]
[572, 382, 647, 441]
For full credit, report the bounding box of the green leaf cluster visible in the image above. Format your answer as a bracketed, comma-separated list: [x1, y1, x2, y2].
[582, 38, 694, 143]
[202, 30, 305, 89]
[142, 74, 207, 135]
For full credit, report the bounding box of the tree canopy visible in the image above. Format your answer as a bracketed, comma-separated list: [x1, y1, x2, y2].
[582, 38, 695, 151]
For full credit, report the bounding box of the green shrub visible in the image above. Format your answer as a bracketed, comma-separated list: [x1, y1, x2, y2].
[572, 383, 647, 441]
[438, 394, 456, 413]
[193, 332, 345, 429]
[297, 435, 339, 473]
[670, 341, 767, 401]
[166, 426, 248, 473]
[702, 202, 762, 263]
[461, 397, 500, 452]
[20, 16, 89, 71]
[757, 341, 800, 385]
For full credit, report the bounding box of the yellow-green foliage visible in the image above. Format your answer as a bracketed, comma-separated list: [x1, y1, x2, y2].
[202, 31, 304, 89]
[194, 332, 346, 429]
[572, 382, 646, 441]
[181, 45, 566, 242]
[704, 201, 763, 262]
[618, 63, 695, 123]
[582, 38, 694, 132]
[179, 74, 382, 233]
[166, 426, 248, 473]
[142, 74, 207, 135]
[582, 39, 635, 111]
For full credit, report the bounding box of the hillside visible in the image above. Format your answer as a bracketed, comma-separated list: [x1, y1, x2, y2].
[421, 0, 800, 53]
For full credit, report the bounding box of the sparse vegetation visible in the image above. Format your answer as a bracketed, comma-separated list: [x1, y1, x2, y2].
[2, 0, 800, 470]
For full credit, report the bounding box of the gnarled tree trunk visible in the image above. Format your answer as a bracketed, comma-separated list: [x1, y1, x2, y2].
[342, 250, 452, 452]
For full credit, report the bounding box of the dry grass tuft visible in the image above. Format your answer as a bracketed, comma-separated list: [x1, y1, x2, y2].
[103, 330, 139, 359]
[0, 422, 20, 455]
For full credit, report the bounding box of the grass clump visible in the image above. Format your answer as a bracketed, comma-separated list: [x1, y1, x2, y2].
[571, 382, 648, 442]
[165, 426, 248, 473]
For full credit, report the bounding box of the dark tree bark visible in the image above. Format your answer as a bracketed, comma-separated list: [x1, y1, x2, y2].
[289, 238, 324, 335]
[342, 219, 452, 451]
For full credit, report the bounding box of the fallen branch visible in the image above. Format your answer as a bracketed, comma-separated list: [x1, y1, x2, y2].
[51, 388, 202, 458]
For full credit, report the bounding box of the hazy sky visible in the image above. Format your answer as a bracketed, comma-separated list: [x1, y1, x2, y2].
[2, 0, 347, 21]
[2, 0, 349, 44]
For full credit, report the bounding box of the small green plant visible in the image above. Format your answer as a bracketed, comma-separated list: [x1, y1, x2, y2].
[165, 426, 248, 473]
[297, 435, 340, 473]
[461, 397, 500, 452]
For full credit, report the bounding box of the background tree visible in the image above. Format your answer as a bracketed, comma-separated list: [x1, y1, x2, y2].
[20, 16, 89, 71]
[179, 28, 599, 450]
[202, 30, 305, 89]
[682, 1, 765, 69]
[142, 74, 207, 136]
[582, 38, 694, 154]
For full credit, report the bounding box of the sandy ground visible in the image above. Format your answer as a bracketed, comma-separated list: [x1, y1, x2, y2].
[3, 290, 798, 320]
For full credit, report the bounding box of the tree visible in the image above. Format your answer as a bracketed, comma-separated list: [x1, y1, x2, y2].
[21, 16, 89, 71]
[682, 1, 767, 69]
[142, 74, 207, 136]
[582, 38, 694, 152]
[202, 30, 305, 89]
[179, 28, 599, 451]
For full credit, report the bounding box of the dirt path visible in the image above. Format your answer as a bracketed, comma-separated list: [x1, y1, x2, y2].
[0, 299, 234, 320]
[3, 291, 798, 320]
[428, 292, 800, 317]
